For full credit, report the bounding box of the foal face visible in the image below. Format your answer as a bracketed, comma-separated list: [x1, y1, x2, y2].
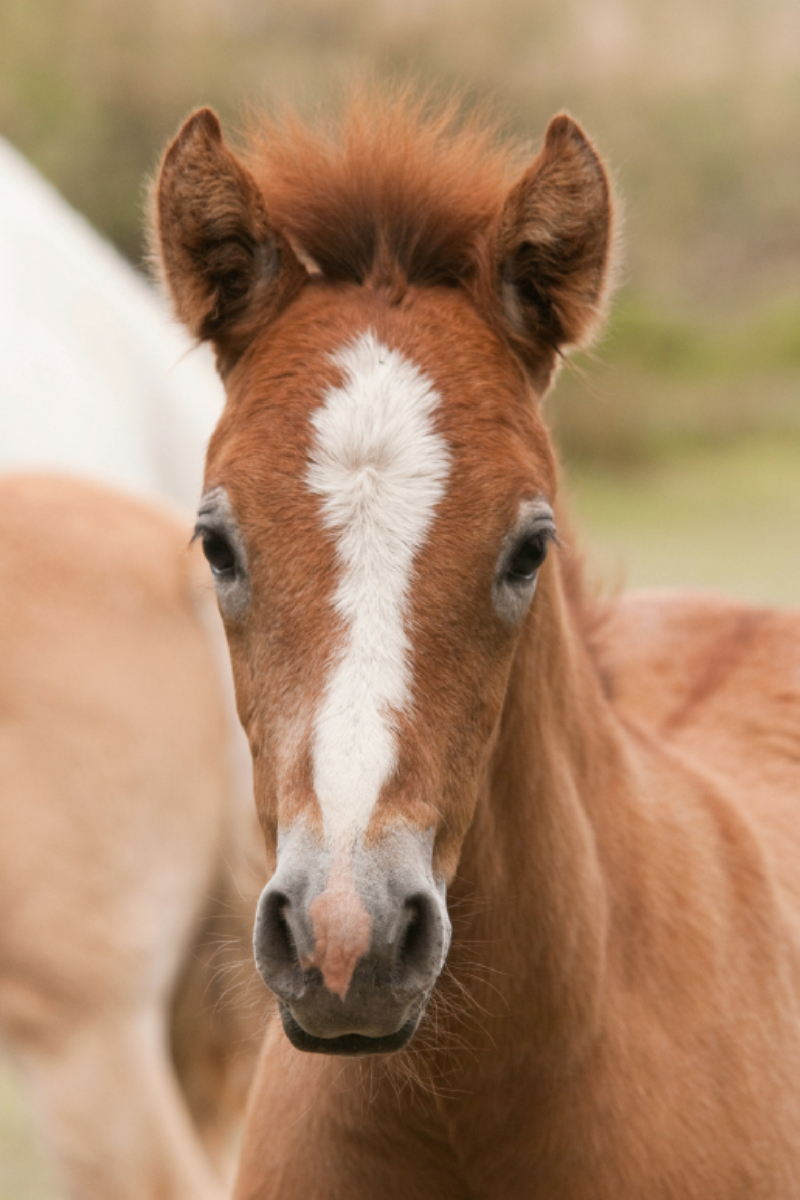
[198, 285, 556, 1051]
[156, 97, 611, 1053]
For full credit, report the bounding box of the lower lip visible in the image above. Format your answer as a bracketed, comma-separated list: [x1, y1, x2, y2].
[279, 1005, 420, 1056]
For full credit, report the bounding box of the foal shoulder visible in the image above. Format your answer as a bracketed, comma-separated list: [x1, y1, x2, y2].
[597, 588, 800, 923]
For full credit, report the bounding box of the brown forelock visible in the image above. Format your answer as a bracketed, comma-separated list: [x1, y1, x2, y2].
[204, 278, 557, 871]
[243, 89, 522, 292]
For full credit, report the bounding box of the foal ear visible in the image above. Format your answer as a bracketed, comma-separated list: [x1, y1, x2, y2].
[493, 115, 613, 373]
[154, 108, 306, 375]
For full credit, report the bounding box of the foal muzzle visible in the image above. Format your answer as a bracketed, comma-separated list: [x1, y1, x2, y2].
[253, 827, 451, 1055]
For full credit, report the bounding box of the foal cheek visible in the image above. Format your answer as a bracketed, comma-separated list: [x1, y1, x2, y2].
[218, 619, 261, 739]
[431, 643, 523, 879]
[253, 772, 281, 868]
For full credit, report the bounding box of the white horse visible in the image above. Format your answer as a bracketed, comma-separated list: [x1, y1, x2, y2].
[0, 135, 223, 509]
[0, 143, 262, 1199]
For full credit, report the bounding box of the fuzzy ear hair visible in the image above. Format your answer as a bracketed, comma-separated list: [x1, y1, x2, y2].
[493, 115, 613, 377]
[154, 108, 307, 376]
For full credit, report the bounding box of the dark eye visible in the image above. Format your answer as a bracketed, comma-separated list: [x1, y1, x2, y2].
[201, 530, 237, 577]
[505, 534, 548, 583]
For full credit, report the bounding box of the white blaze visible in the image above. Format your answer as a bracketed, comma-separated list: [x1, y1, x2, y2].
[306, 330, 451, 847]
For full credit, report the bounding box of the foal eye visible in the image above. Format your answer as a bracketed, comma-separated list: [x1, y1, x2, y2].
[201, 530, 237, 577]
[506, 534, 549, 583]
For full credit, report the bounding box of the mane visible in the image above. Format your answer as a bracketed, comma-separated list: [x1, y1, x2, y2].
[550, 494, 618, 699]
[244, 88, 524, 292]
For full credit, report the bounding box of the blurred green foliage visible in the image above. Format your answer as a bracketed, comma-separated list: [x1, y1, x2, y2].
[550, 292, 800, 462]
[0, 1056, 61, 1200]
[568, 436, 800, 606]
[1, 0, 798, 464]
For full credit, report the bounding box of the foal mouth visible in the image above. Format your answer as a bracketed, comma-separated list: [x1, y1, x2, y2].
[279, 1002, 421, 1056]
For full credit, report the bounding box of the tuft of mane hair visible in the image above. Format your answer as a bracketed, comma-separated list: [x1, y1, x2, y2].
[242, 87, 525, 294]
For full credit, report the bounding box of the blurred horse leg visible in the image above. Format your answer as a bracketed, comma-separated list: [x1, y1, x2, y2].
[18, 1011, 223, 1200]
[0, 475, 260, 1198]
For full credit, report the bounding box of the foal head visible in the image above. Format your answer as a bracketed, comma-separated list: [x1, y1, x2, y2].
[156, 94, 612, 1054]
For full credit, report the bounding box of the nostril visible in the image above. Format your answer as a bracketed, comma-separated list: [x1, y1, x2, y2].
[262, 890, 298, 972]
[395, 893, 438, 987]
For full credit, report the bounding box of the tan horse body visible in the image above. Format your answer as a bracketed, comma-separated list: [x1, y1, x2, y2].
[0, 475, 262, 1199]
[155, 94, 800, 1196]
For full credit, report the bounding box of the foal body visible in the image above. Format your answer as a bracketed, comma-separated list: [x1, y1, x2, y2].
[154, 93, 800, 1196]
[233, 583, 800, 1199]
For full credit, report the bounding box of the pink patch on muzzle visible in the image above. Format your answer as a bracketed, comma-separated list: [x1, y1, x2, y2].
[303, 851, 372, 999]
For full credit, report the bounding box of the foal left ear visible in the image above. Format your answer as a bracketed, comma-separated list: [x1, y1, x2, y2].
[154, 108, 307, 376]
[492, 115, 613, 378]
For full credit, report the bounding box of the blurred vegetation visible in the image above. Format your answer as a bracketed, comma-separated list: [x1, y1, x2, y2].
[0, 1057, 62, 1200]
[567, 436, 800, 605]
[1, 0, 798, 465]
[552, 292, 800, 462]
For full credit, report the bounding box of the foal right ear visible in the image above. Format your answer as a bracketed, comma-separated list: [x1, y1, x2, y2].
[154, 109, 307, 376]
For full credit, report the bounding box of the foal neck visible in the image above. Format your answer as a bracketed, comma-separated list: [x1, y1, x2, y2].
[445, 550, 622, 1069]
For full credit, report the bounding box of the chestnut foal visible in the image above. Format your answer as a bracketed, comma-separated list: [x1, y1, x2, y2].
[155, 96, 800, 1197]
